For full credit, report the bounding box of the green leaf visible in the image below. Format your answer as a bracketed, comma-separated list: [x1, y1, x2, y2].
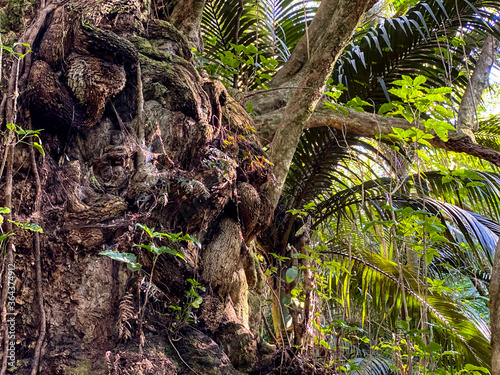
[378, 102, 397, 115]
[286, 267, 298, 283]
[0, 232, 15, 242]
[345, 97, 372, 112]
[362, 220, 394, 232]
[134, 243, 154, 251]
[246, 102, 253, 113]
[191, 296, 203, 308]
[413, 75, 427, 87]
[156, 246, 186, 261]
[463, 364, 489, 373]
[99, 250, 142, 271]
[0, 45, 13, 53]
[136, 223, 154, 237]
[127, 263, 143, 271]
[319, 339, 331, 349]
[33, 142, 45, 156]
[8, 220, 43, 233]
[177, 233, 199, 245]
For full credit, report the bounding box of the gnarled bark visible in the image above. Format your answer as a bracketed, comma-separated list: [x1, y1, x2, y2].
[0, 1, 271, 373]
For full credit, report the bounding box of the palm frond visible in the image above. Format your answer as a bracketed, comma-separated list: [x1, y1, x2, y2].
[201, 0, 319, 87]
[476, 114, 500, 151]
[282, 128, 389, 210]
[323, 250, 491, 369]
[333, 0, 500, 106]
[312, 172, 500, 290]
[415, 170, 500, 222]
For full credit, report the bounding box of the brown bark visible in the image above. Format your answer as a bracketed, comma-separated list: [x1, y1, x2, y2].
[490, 239, 500, 374]
[1, 2, 67, 371]
[0, 1, 271, 373]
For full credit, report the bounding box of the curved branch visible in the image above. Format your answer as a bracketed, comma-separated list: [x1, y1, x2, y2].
[270, 0, 377, 87]
[255, 104, 500, 167]
[266, 0, 375, 207]
[457, 35, 500, 134]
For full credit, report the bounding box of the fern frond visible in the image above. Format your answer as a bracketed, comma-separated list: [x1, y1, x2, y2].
[117, 291, 136, 341]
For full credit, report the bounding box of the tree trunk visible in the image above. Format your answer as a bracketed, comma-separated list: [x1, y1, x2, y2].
[0, 1, 273, 373]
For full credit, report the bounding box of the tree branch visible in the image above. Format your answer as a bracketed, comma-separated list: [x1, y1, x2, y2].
[457, 34, 500, 134]
[255, 104, 500, 167]
[169, 0, 207, 52]
[270, 0, 377, 88]
[266, 0, 375, 206]
[29, 132, 45, 375]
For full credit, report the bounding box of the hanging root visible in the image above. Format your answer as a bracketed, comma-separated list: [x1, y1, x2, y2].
[29, 121, 46, 375]
[0, 1, 68, 374]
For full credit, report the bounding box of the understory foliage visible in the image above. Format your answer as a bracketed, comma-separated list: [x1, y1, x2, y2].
[197, 0, 500, 373]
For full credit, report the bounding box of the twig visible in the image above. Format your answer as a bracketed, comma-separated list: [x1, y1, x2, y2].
[0, 51, 20, 375]
[0, 27, 3, 100]
[261, 310, 279, 346]
[167, 334, 200, 375]
[0, 94, 7, 126]
[29, 228, 46, 374]
[0, 3, 66, 374]
[0, 58, 21, 182]
[135, 64, 145, 167]
[0, 140, 15, 375]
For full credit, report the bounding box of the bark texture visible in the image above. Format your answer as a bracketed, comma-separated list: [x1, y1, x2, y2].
[169, 0, 207, 52]
[0, 1, 273, 373]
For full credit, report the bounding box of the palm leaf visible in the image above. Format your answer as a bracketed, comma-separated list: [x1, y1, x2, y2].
[333, 0, 500, 107]
[322, 250, 491, 369]
[282, 128, 389, 209]
[312, 170, 500, 293]
[201, 0, 319, 87]
[476, 115, 500, 151]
